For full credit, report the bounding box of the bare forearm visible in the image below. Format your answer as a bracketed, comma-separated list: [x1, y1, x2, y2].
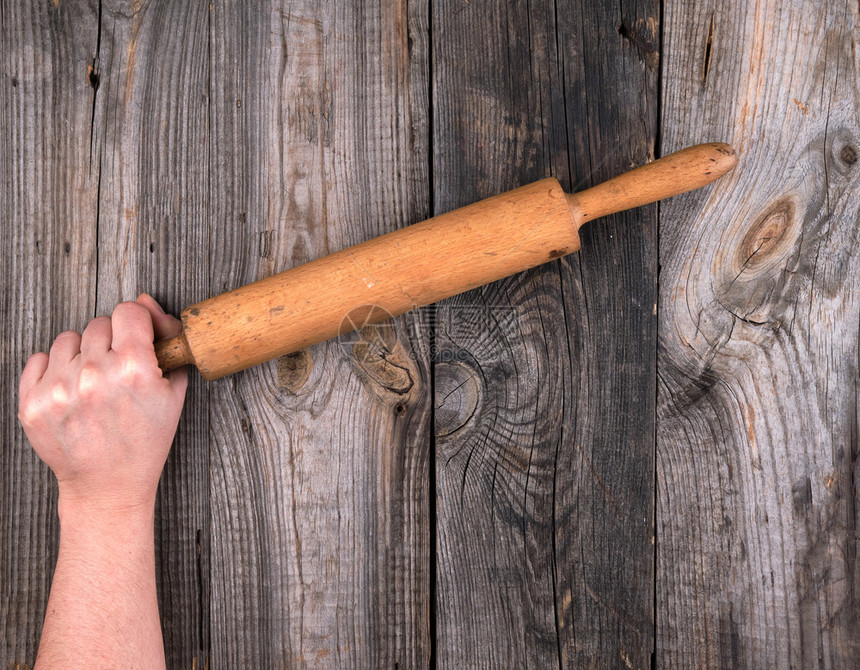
[35, 501, 165, 670]
[19, 297, 187, 666]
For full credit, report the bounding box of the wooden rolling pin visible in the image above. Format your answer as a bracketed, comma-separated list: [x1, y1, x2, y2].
[156, 143, 737, 379]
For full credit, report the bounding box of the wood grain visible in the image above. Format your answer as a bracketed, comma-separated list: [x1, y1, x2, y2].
[0, 2, 100, 665]
[431, 0, 658, 667]
[208, 1, 432, 666]
[7, 1, 854, 666]
[658, 0, 860, 667]
[1, 2, 212, 667]
[89, 2, 211, 667]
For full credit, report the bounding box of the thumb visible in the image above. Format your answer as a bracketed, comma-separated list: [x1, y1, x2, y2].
[136, 293, 183, 340]
[138, 293, 190, 396]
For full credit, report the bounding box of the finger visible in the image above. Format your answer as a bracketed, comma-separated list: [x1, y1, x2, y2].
[136, 293, 183, 340]
[19, 352, 49, 397]
[110, 301, 155, 356]
[167, 365, 189, 404]
[46, 331, 82, 372]
[80, 316, 113, 358]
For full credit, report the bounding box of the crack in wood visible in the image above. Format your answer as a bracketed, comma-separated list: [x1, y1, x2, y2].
[702, 13, 715, 89]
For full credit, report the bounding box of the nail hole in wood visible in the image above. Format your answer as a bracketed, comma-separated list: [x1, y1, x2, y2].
[87, 62, 99, 90]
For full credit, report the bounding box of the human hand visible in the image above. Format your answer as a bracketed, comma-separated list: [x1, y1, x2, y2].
[17, 294, 188, 517]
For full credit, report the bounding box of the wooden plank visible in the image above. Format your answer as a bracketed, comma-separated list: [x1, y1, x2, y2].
[658, 0, 860, 666]
[0, 2, 100, 665]
[208, 1, 432, 666]
[89, 2, 211, 667]
[0, 1, 211, 666]
[432, 0, 657, 667]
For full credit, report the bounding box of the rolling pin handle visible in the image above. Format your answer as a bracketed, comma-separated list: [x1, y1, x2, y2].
[155, 331, 193, 375]
[569, 142, 737, 224]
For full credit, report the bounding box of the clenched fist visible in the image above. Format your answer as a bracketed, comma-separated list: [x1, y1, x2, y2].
[18, 293, 188, 514]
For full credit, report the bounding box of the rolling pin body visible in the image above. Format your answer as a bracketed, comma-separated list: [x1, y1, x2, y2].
[156, 143, 737, 379]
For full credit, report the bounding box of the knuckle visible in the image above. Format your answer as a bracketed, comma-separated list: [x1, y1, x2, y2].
[17, 408, 32, 427]
[118, 357, 147, 384]
[76, 364, 103, 398]
[18, 393, 45, 426]
[17, 399, 33, 425]
[48, 382, 71, 407]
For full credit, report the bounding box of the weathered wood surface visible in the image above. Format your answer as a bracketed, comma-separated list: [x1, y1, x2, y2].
[1, 1, 212, 667]
[206, 1, 432, 667]
[1, 2, 99, 664]
[91, 2, 212, 665]
[2, 0, 856, 668]
[657, 0, 860, 667]
[431, 0, 657, 667]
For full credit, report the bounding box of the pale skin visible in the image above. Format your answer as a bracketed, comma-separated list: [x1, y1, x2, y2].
[17, 293, 188, 670]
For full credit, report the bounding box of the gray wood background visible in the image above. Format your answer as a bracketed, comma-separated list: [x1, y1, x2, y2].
[1, 0, 856, 668]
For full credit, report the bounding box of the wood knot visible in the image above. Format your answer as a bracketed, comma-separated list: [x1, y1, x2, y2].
[616, 17, 659, 69]
[839, 144, 857, 166]
[352, 339, 413, 395]
[733, 198, 796, 278]
[336, 304, 414, 395]
[827, 132, 858, 176]
[712, 195, 805, 333]
[434, 359, 482, 437]
[276, 349, 312, 393]
[340, 316, 414, 396]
